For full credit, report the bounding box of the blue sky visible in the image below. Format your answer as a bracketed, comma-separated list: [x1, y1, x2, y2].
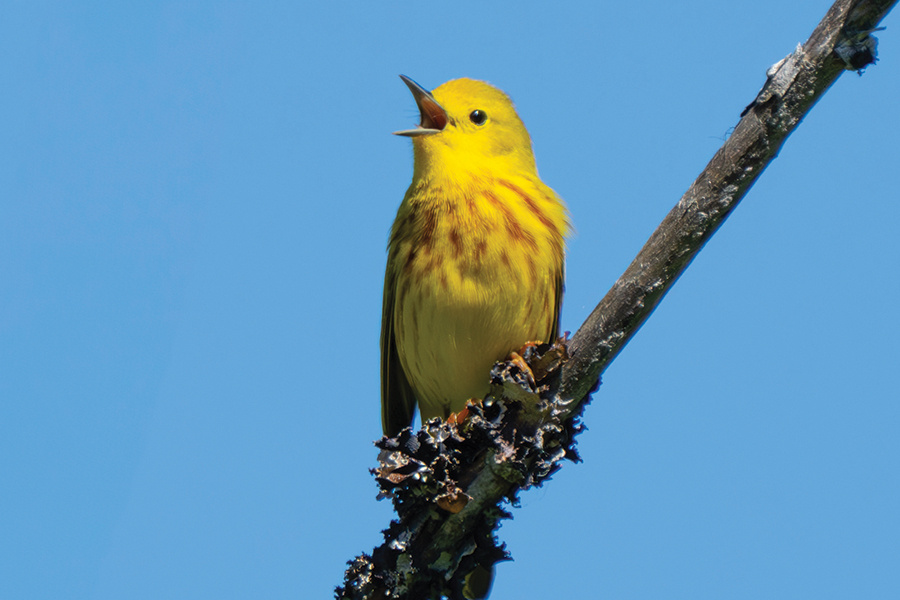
[2, 2, 898, 599]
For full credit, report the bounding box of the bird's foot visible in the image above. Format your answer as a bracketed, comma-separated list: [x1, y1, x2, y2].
[508, 350, 536, 388]
[446, 405, 471, 427]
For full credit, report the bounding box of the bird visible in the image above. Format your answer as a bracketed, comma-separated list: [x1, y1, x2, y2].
[381, 75, 569, 438]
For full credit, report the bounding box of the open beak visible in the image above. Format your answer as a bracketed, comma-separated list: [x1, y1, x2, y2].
[393, 75, 449, 137]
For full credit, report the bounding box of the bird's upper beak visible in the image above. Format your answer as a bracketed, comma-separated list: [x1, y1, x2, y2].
[393, 75, 448, 137]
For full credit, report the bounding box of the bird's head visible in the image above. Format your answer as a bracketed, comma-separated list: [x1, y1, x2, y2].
[394, 76, 538, 180]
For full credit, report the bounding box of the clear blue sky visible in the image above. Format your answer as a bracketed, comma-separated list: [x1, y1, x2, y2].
[2, 2, 898, 599]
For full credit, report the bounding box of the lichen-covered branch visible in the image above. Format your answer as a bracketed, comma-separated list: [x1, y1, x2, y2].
[336, 1, 897, 598]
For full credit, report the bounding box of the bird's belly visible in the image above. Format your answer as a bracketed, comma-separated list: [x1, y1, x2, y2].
[394, 264, 554, 421]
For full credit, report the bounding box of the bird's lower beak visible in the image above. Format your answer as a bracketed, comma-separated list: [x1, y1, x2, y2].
[393, 75, 448, 137]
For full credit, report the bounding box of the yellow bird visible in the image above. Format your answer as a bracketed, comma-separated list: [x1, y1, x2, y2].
[382, 75, 569, 437]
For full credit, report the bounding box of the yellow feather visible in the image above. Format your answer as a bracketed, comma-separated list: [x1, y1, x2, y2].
[382, 77, 569, 436]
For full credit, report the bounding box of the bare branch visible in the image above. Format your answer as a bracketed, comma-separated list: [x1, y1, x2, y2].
[559, 0, 898, 405]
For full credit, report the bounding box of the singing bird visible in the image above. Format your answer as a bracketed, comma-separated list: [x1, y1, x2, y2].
[381, 75, 569, 437]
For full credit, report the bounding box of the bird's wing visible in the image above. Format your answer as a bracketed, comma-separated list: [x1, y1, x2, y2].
[380, 263, 417, 437]
[549, 262, 565, 342]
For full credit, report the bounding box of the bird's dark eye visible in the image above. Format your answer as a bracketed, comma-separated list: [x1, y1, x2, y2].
[469, 110, 487, 125]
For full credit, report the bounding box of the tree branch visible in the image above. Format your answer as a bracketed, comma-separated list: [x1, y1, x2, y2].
[337, 1, 897, 598]
[559, 0, 897, 406]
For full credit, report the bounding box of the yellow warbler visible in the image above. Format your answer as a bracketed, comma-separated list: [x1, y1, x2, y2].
[381, 75, 569, 437]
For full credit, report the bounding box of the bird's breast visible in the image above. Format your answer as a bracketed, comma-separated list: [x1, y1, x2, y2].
[389, 174, 566, 419]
